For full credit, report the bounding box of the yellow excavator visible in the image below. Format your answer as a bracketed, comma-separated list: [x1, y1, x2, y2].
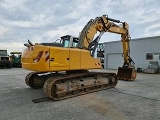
[22, 15, 136, 100]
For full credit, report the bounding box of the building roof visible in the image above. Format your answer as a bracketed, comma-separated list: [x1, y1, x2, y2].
[104, 35, 160, 44]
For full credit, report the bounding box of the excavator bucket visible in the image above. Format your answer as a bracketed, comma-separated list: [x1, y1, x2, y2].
[117, 67, 136, 81]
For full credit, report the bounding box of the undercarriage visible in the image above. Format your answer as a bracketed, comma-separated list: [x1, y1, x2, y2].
[25, 71, 118, 100]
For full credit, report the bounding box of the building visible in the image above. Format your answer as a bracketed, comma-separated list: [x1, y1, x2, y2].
[104, 36, 160, 70]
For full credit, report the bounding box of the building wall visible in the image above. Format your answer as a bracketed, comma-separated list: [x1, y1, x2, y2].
[104, 36, 160, 69]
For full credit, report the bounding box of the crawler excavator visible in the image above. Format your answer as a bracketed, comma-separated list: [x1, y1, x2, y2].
[21, 15, 136, 100]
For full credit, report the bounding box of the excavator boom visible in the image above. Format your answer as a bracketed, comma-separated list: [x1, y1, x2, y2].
[77, 15, 136, 80]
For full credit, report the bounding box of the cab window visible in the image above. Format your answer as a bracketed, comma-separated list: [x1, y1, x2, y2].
[72, 38, 78, 47]
[63, 39, 70, 47]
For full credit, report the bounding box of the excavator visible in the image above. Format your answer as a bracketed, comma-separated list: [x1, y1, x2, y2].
[21, 15, 136, 100]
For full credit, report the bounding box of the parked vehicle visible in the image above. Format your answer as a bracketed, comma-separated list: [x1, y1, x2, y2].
[0, 50, 12, 68]
[10, 52, 22, 67]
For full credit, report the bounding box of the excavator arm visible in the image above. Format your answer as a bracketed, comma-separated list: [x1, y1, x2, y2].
[77, 15, 136, 80]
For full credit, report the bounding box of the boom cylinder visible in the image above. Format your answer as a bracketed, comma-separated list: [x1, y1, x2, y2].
[107, 17, 120, 23]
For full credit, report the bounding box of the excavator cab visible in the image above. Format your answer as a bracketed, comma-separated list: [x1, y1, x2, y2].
[60, 35, 79, 48]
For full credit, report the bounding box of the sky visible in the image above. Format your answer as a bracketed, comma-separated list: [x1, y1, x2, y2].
[0, 0, 160, 53]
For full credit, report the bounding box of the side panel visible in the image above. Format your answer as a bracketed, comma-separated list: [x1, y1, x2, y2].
[80, 49, 102, 69]
[22, 45, 50, 71]
[49, 47, 69, 71]
[69, 48, 80, 70]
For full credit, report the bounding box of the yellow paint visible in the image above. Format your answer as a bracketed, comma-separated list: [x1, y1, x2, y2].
[22, 44, 49, 72]
[49, 47, 69, 71]
[80, 49, 101, 69]
[69, 48, 80, 70]
[22, 45, 102, 72]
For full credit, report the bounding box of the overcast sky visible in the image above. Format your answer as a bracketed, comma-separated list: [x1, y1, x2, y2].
[0, 0, 160, 53]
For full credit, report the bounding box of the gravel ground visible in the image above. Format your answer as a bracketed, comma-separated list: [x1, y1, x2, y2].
[0, 68, 160, 120]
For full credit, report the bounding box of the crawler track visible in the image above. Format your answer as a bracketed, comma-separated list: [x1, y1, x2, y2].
[25, 71, 47, 89]
[25, 71, 65, 89]
[43, 72, 117, 100]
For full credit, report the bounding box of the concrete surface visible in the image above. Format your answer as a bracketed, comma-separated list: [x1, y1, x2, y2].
[0, 68, 160, 120]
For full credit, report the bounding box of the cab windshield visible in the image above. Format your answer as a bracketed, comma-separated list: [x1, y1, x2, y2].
[0, 50, 7, 56]
[61, 36, 70, 47]
[62, 39, 70, 47]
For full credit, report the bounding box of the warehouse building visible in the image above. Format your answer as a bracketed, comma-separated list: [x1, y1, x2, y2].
[104, 36, 160, 70]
